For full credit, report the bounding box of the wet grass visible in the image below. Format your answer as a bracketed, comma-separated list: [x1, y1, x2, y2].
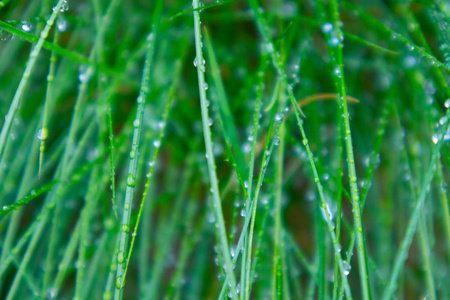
[1, 0, 450, 299]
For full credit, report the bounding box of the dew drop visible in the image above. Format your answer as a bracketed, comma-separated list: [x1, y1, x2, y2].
[230, 245, 236, 258]
[242, 142, 251, 154]
[116, 276, 123, 289]
[103, 292, 111, 300]
[208, 118, 213, 126]
[244, 181, 248, 188]
[403, 55, 416, 69]
[321, 22, 333, 34]
[153, 139, 161, 148]
[240, 209, 246, 217]
[264, 42, 274, 53]
[207, 212, 215, 223]
[117, 251, 125, 263]
[333, 67, 342, 78]
[432, 134, 439, 144]
[22, 21, 32, 32]
[445, 99, 450, 108]
[193, 57, 198, 67]
[121, 224, 129, 233]
[126, 174, 135, 187]
[203, 82, 209, 90]
[157, 120, 165, 129]
[328, 36, 340, 47]
[37, 127, 48, 140]
[60, 0, 69, 12]
[57, 19, 68, 32]
[133, 119, 140, 127]
[274, 137, 281, 146]
[129, 150, 135, 159]
[78, 72, 88, 83]
[274, 113, 283, 122]
[342, 260, 351, 276]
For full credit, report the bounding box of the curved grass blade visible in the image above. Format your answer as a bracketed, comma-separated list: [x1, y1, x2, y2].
[192, 0, 238, 297]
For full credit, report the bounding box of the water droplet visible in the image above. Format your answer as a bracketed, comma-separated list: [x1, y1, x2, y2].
[0, 30, 13, 41]
[157, 120, 165, 129]
[126, 174, 135, 187]
[103, 292, 111, 300]
[240, 209, 246, 217]
[342, 260, 351, 276]
[57, 19, 68, 32]
[274, 113, 283, 122]
[116, 276, 123, 289]
[203, 82, 209, 90]
[117, 251, 125, 263]
[432, 134, 439, 144]
[328, 36, 340, 47]
[129, 150, 136, 159]
[403, 55, 416, 69]
[37, 127, 48, 140]
[445, 99, 450, 108]
[321, 22, 333, 34]
[133, 119, 140, 127]
[60, 0, 69, 12]
[444, 128, 450, 142]
[121, 224, 129, 233]
[242, 142, 251, 154]
[208, 118, 213, 126]
[153, 139, 161, 148]
[207, 212, 215, 223]
[230, 245, 236, 258]
[193, 57, 198, 67]
[263, 42, 274, 53]
[22, 21, 32, 32]
[3, 205, 9, 211]
[244, 181, 248, 188]
[78, 72, 88, 83]
[274, 137, 281, 146]
[205, 99, 210, 107]
[333, 67, 341, 78]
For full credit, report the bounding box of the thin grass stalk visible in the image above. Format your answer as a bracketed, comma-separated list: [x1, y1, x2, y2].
[114, 31, 156, 300]
[38, 28, 60, 179]
[326, 1, 372, 298]
[192, 0, 238, 297]
[382, 105, 450, 299]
